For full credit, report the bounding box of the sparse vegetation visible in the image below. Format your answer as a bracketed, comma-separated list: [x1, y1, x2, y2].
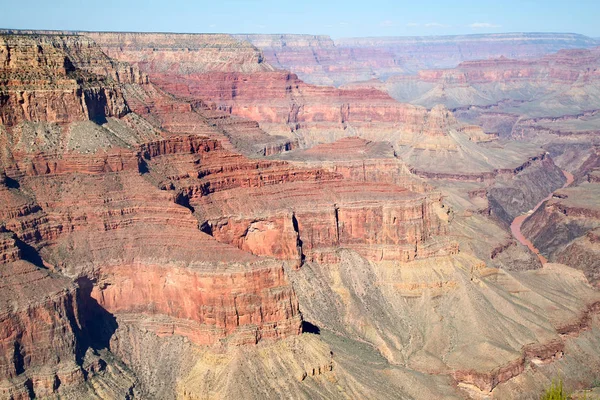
[541, 379, 567, 400]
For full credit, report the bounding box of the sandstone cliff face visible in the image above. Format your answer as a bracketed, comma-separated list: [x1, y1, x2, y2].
[0, 35, 130, 131]
[0, 31, 451, 397]
[13, 157, 304, 342]
[136, 126, 451, 266]
[0, 257, 82, 398]
[79, 30, 559, 191]
[0, 33, 308, 398]
[194, 181, 451, 265]
[0, 158, 307, 397]
[0, 183, 138, 399]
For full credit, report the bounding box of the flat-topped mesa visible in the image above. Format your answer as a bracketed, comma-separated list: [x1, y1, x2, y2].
[278, 137, 434, 194]
[417, 48, 600, 85]
[139, 137, 452, 265]
[138, 66, 475, 144]
[235, 34, 336, 49]
[67, 31, 499, 157]
[0, 35, 72, 74]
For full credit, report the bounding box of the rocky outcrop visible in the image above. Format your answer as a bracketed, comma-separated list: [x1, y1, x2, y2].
[137, 132, 452, 266]
[5, 150, 139, 177]
[0, 33, 307, 397]
[0, 35, 130, 129]
[3, 167, 304, 344]
[123, 78, 297, 157]
[557, 229, 600, 286]
[487, 153, 566, 226]
[90, 261, 302, 346]
[196, 181, 452, 265]
[138, 68, 434, 128]
[0, 261, 83, 398]
[0, 221, 138, 399]
[521, 182, 600, 284]
[133, 55, 531, 180]
[53, 30, 554, 188]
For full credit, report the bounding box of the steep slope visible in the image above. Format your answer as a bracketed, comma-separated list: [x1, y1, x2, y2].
[522, 179, 600, 286]
[0, 32, 462, 399]
[0, 33, 306, 398]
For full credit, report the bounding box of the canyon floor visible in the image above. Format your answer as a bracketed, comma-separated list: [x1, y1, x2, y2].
[0, 30, 599, 400]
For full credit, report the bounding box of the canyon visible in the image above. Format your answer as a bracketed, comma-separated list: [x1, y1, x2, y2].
[0, 28, 598, 400]
[510, 170, 575, 264]
[236, 33, 600, 86]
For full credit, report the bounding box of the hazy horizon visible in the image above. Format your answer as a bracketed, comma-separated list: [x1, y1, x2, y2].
[1, 0, 599, 39]
[1, 27, 598, 41]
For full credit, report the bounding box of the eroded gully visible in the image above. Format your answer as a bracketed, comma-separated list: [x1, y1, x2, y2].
[510, 170, 574, 264]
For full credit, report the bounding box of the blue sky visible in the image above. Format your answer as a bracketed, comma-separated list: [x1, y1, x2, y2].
[1, 0, 599, 38]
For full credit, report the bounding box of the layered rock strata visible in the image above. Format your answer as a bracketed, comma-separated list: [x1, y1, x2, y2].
[79, 31, 496, 150]
[384, 47, 600, 118]
[0, 33, 307, 398]
[236, 33, 599, 86]
[1, 30, 599, 400]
